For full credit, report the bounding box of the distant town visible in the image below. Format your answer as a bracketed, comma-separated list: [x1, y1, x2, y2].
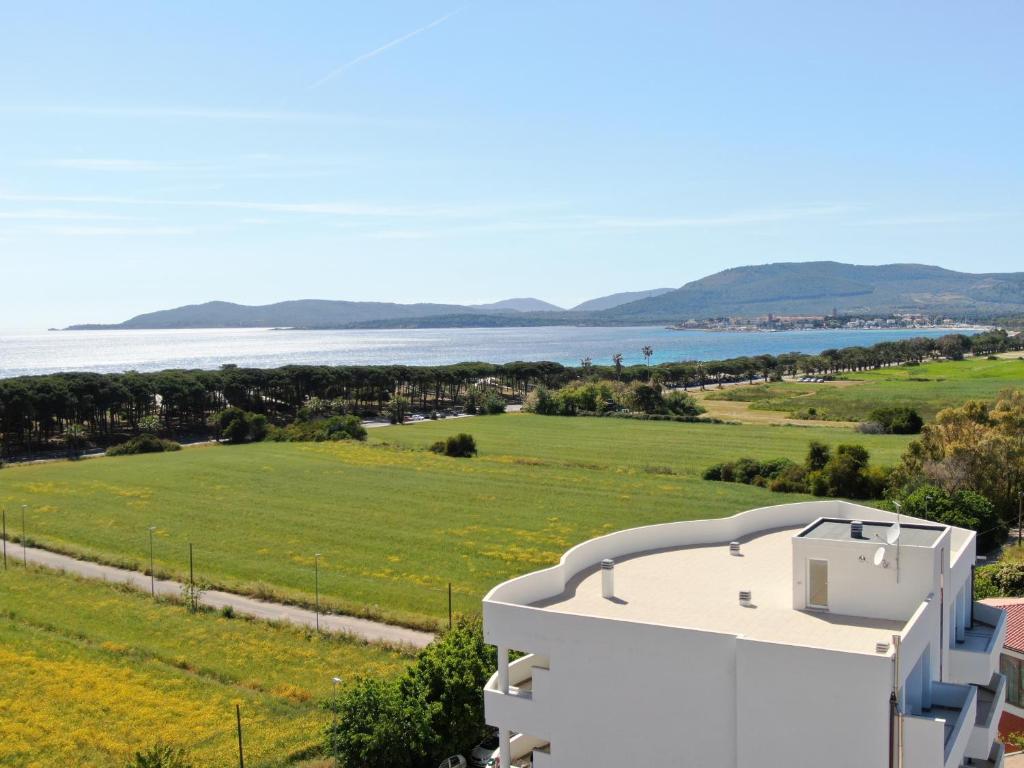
[670, 311, 990, 332]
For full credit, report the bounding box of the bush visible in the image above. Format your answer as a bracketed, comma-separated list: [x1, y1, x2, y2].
[107, 435, 182, 456]
[429, 433, 477, 458]
[267, 415, 367, 443]
[663, 390, 705, 417]
[856, 421, 886, 435]
[214, 407, 270, 444]
[523, 385, 558, 415]
[869, 406, 923, 435]
[124, 743, 193, 768]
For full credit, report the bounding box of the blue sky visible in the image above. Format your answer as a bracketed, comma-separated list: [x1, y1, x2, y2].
[1, 1, 1021, 328]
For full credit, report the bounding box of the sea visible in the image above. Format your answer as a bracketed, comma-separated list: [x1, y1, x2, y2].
[0, 326, 979, 380]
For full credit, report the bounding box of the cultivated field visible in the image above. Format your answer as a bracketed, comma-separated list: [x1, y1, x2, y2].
[0, 567, 410, 768]
[0, 415, 911, 629]
[705, 357, 1024, 422]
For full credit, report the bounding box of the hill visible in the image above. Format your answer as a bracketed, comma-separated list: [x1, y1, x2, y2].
[570, 287, 674, 312]
[67, 299, 483, 330]
[63, 262, 1024, 330]
[472, 297, 564, 312]
[600, 262, 1024, 322]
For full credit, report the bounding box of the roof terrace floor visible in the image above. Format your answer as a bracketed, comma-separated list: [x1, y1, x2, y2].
[534, 526, 904, 654]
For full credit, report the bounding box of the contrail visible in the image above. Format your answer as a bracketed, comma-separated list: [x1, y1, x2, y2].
[308, 6, 466, 90]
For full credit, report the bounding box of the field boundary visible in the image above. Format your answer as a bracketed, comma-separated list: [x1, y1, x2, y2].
[6, 542, 435, 649]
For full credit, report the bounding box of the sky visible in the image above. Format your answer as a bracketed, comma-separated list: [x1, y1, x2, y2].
[1, 1, 1022, 328]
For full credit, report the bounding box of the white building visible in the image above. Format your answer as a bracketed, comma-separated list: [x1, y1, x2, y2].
[483, 500, 1007, 768]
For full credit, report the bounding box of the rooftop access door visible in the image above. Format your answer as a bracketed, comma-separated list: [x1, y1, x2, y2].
[808, 558, 829, 609]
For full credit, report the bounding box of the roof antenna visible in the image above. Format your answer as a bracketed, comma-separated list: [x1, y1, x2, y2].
[891, 501, 903, 584]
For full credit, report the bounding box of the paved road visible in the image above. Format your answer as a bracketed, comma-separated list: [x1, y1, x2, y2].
[8, 542, 435, 648]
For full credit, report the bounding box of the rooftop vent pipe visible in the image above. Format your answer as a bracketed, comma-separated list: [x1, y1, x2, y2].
[601, 559, 615, 599]
[851, 520, 864, 539]
[739, 590, 752, 606]
[729, 541, 741, 556]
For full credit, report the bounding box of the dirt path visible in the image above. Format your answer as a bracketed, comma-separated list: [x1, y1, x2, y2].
[8, 542, 435, 648]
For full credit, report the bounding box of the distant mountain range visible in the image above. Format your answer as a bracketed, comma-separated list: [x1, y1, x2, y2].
[65, 262, 1024, 330]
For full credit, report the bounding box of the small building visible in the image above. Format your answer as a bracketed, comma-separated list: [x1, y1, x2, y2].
[483, 500, 1006, 768]
[981, 598, 1024, 745]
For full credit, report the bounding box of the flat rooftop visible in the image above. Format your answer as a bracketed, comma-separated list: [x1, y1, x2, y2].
[799, 518, 945, 547]
[535, 526, 904, 654]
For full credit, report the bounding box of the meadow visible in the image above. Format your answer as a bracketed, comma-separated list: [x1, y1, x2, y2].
[0, 415, 911, 629]
[706, 356, 1024, 422]
[0, 566, 410, 768]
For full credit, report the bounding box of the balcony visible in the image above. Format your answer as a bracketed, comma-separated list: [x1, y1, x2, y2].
[484, 654, 552, 738]
[949, 603, 1006, 685]
[966, 673, 1006, 763]
[967, 740, 1005, 768]
[902, 682, 976, 768]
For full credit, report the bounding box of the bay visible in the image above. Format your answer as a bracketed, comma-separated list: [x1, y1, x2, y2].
[0, 326, 979, 379]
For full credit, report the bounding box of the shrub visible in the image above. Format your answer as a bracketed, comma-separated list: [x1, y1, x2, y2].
[869, 406, 923, 435]
[663, 390, 704, 417]
[895, 484, 1006, 551]
[855, 421, 886, 435]
[523, 385, 558, 415]
[107, 435, 182, 456]
[214, 407, 271, 444]
[430, 434, 477, 458]
[124, 743, 193, 768]
[267, 415, 367, 443]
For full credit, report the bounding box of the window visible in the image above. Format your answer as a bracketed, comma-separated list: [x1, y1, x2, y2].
[1001, 654, 1022, 708]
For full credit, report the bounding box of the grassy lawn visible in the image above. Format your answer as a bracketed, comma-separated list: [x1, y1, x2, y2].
[706, 357, 1024, 422]
[0, 415, 909, 628]
[0, 566, 410, 768]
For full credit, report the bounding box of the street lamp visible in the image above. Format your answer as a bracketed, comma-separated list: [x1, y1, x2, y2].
[314, 553, 321, 632]
[331, 676, 343, 764]
[1018, 490, 1023, 547]
[148, 526, 157, 596]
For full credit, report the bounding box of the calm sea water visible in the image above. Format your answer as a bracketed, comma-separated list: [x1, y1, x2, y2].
[0, 326, 977, 379]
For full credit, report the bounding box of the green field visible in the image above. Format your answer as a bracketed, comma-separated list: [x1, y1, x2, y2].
[707, 357, 1024, 422]
[0, 566, 409, 768]
[0, 415, 910, 629]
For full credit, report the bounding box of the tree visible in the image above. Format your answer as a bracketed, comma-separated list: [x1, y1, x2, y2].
[806, 441, 831, 472]
[387, 395, 410, 424]
[612, 353, 623, 380]
[642, 346, 653, 367]
[324, 677, 435, 768]
[216, 407, 251, 444]
[404, 616, 497, 763]
[896, 484, 1005, 551]
[817, 444, 874, 499]
[896, 390, 1024, 529]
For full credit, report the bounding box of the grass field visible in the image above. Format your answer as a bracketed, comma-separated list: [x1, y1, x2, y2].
[0, 566, 410, 768]
[0, 415, 911, 628]
[706, 357, 1024, 422]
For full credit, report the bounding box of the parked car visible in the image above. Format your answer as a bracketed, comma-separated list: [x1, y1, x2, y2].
[438, 756, 467, 768]
[469, 735, 500, 768]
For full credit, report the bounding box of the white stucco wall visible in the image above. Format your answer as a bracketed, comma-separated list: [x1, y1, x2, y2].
[485, 609, 739, 767]
[735, 639, 892, 768]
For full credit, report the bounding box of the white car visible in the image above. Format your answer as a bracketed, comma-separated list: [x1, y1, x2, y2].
[468, 735, 500, 768]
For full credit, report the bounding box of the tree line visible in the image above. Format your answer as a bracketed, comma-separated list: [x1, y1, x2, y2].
[0, 330, 1019, 460]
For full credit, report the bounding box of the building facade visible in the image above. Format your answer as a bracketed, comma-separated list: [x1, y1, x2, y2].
[483, 500, 1007, 767]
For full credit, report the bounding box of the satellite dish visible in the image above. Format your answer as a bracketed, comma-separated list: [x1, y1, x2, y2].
[886, 523, 901, 545]
[873, 546, 886, 566]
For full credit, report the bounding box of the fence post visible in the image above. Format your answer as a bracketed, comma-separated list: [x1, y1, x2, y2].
[236, 704, 244, 768]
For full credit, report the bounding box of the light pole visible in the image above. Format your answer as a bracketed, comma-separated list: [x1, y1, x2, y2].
[331, 676, 342, 764]
[314, 553, 321, 632]
[148, 526, 157, 596]
[1018, 490, 1023, 547]
[21, 505, 27, 567]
